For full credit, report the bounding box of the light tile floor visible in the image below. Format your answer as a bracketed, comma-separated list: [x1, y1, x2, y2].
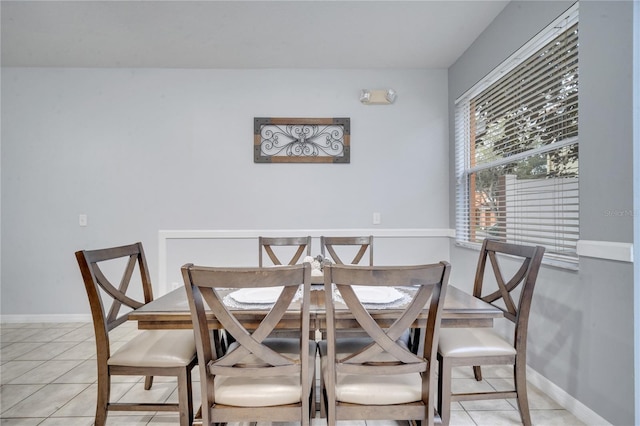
[1, 322, 586, 425]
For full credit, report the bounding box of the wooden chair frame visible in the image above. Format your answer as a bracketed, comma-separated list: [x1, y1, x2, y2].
[320, 235, 373, 265]
[437, 239, 545, 426]
[321, 262, 450, 426]
[75, 242, 197, 426]
[258, 236, 312, 266]
[182, 263, 315, 426]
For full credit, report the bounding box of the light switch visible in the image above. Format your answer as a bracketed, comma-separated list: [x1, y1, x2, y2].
[79, 214, 88, 227]
[373, 212, 381, 225]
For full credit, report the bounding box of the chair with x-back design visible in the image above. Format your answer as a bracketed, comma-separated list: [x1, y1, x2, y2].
[320, 235, 373, 265]
[75, 242, 197, 426]
[182, 263, 316, 425]
[319, 262, 450, 425]
[259, 236, 312, 266]
[437, 239, 545, 426]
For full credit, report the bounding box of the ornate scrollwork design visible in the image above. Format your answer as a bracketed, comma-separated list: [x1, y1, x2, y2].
[261, 124, 345, 157]
[254, 118, 350, 163]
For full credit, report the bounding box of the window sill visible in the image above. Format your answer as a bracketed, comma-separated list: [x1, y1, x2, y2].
[454, 240, 579, 271]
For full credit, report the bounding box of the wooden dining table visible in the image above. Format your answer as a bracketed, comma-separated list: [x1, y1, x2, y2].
[129, 285, 503, 331]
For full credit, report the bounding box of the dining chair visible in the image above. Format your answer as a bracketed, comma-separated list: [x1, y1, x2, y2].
[437, 239, 545, 426]
[319, 262, 451, 425]
[259, 236, 312, 266]
[75, 242, 197, 426]
[181, 262, 316, 425]
[320, 235, 373, 265]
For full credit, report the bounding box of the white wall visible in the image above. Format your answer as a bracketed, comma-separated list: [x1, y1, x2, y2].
[1, 68, 450, 316]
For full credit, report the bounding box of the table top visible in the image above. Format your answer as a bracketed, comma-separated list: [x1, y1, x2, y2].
[130, 285, 502, 330]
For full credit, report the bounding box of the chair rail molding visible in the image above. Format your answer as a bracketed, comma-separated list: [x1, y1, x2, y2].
[158, 228, 455, 294]
[576, 239, 634, 263]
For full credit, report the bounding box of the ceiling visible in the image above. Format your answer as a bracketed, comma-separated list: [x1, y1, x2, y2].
[1, 1, 509, 69]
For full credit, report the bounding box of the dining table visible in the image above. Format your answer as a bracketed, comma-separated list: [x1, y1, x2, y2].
[129, 284, 503, 332]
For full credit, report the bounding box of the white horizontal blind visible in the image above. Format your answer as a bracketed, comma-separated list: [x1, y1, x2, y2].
[455, 4, 579, 265]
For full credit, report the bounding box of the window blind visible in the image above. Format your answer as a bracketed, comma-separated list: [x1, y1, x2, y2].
[455, 4, 579, 267]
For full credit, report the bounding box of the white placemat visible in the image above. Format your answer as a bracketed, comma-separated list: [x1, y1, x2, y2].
[223, 286, 303, 309]
[333, 286, 411, 308]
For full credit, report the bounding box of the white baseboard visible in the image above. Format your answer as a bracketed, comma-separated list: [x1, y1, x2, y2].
[526, 366, 611, 425]
[0, 314, 92, 323]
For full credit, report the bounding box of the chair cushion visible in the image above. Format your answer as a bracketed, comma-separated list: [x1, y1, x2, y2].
[108, 329, 196, 367]
[213, 340, 316, 407]
[438, 328, 517, 358]
[332, 370, 422, 405]
[318, 338, 422, 405]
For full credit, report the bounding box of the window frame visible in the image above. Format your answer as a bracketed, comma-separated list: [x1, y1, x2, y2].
[454, 3, 580, 270]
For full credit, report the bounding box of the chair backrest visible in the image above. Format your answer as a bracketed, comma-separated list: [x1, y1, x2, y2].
[181, 263, 312, 421]
[75, 242, 154, 362]
[258, 236, 312, 266]
[320, 235, 373, 265]
[324, 262, 450, 378]
[473, 239, 545, 348]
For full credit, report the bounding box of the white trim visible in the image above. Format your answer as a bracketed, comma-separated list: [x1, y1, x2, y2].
[576, 240, 634, 263]
[456, 240, 580, 271]
[526, 366, 611, 426]
[158, 228, 455, 294]
[0, 314, 92, 323]
[158, 228, 455, 240]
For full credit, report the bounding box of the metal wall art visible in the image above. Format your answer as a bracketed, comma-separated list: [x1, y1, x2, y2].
[254, 117, 350, 163]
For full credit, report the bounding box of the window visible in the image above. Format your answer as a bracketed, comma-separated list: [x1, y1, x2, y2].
[455, 4, 579, 268]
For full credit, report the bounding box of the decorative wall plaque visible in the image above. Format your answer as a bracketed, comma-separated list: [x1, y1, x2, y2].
[254, 117, 350, 163]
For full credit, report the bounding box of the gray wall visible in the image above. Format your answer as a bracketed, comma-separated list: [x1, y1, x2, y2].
[448, 1, 635, 424]
[1, 68, 450, 315]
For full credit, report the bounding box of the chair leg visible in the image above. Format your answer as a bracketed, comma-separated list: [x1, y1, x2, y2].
[144, 375, 154, 390]
[437, 356, 452, 426]
[302, 381, 310, 426]
[514, 362, 532, 426]
[326, 380, 336, 426]
[426, 367, 436, 426]
[410, 328, 421, 354]
[473, 366, 482, 381]
[177, 368, 194, 426]
[319, 366, 327, 418]
[309, 369, 316, 422]
[95, 372, 110, 426]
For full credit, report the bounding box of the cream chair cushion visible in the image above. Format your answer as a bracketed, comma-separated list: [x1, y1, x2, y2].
[331, 370, 422, 405]
[438, 328, 517, 358]
[319, 338, 423, 405]
[213, 339, 316, 407]
[108, 329, 196, 367]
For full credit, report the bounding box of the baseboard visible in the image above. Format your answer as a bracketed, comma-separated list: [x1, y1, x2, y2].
[0, 314, 92, 323]
[526, 366, 611, 425]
